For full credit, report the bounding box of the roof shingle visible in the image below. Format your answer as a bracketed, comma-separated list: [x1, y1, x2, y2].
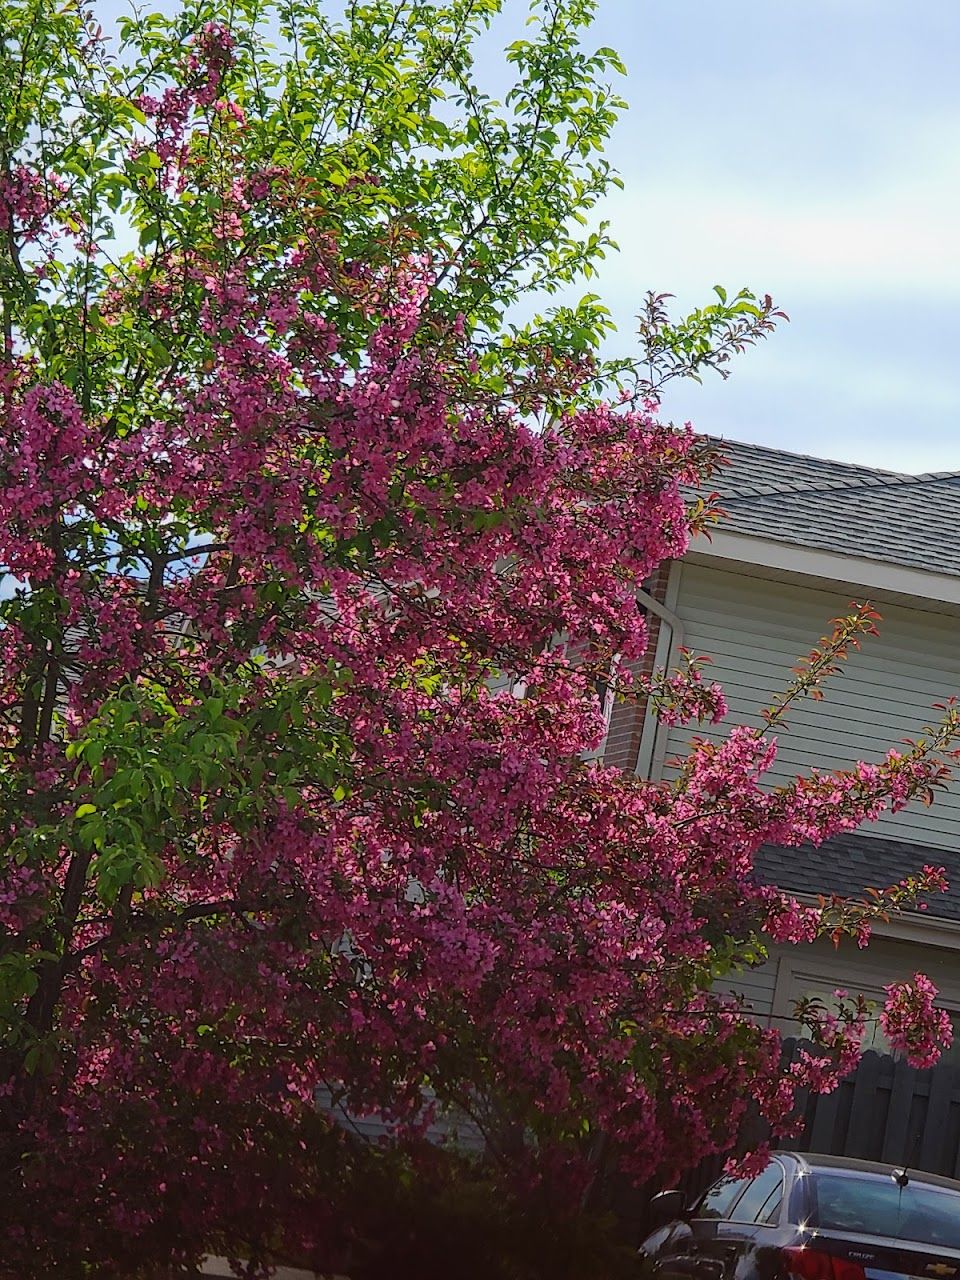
[703, 438, 960, 576]
[754, 833, 960, 923]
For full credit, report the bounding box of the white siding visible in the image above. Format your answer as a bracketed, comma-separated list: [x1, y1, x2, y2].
[316, 1085, 484, 1152]
[660, 562, 960, 850]
[720, 957, 780, 1025]
[717, 936, 960, 1036]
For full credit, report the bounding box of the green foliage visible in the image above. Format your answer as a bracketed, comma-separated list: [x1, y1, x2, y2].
[1, 0, 780, 417]
[57, 671, 353, 908]
[0, 0, 631, 406]
[635, 286, 788, 392]
[0, 2, 792, 1270]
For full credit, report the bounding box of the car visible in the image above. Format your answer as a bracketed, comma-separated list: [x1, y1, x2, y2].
[639, 1150, 960, 1278]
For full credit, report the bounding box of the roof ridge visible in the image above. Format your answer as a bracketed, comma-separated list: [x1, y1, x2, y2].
[722, 469, 960, 505]
[710, 435, 911, 481]
[913, 468, 960, 481]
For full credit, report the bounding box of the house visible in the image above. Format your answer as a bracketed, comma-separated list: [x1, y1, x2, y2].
[602, 438, 960, 1056]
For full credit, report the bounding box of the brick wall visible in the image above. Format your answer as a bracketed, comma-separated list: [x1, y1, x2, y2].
[601, 561, 673, 775]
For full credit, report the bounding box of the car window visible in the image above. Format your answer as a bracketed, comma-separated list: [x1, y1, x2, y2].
[729, 1161, 784, 1224]
[811, 1174, 960, 1249]
[758, 1183, 783, 1225]
[696, 1175, 751, 1220]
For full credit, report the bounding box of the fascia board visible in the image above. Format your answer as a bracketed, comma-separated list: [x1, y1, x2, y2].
[790, 891, 960, 952]
[688, 529, 960, 608]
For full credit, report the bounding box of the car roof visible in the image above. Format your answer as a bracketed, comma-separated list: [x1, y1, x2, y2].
[775, 1150, 960, 1193]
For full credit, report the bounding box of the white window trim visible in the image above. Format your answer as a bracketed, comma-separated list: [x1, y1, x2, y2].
[770, 951, 960, 1056]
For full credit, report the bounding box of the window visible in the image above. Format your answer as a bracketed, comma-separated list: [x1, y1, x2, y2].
[592, 654, 620, 727]
[696, 1175, 751, 1220]
[811, 1174, 960, 1249]
[788, 977, 891, 1053]
[785, 973, 960, 1066]
[729, 1160, 784, 1225]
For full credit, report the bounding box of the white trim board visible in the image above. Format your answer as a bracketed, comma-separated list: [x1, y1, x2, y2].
[688, 530, 960, 611]
[789, 893, 960, 953]
[636, 560, 684, 780]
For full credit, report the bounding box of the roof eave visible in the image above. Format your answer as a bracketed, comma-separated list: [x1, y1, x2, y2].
[789, 890, 960, 951]
[687, 528, 960, 609]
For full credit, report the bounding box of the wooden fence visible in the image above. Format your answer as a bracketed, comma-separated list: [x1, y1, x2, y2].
[676, 1038, 960, 1210]
[781, 1038, 960, 1176]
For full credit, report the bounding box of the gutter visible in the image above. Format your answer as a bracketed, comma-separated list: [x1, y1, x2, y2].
[790, 891, 960, 952]
[633, 565, 685, 778]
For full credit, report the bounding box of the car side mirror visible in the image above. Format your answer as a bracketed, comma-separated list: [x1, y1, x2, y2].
[648, 1188, 687, 1224]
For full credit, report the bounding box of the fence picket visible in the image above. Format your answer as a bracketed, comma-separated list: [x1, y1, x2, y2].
[846, 1050, 883, 1160]
[919, 1064, 955, 1175]
[881, 1055, 917, 1166]
[808, 1082, 842, 1153]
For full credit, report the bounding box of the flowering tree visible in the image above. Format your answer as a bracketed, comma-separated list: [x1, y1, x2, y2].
[0, 1, 956, 1276]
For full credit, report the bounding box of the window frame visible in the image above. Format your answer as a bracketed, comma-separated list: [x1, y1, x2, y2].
[726, 1157, 787, 1226]
[693, 1174, 752, 1221]
[693, 1158, 787, 1226]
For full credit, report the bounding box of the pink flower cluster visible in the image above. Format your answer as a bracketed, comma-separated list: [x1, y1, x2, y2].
[0, 165, 50, 241]
[0, 120, 956, 1274]
[881, 974, 954, 1069]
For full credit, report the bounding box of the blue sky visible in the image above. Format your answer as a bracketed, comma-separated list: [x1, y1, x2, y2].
[94, 0, 959, 473]
[554, 1, 960, 472]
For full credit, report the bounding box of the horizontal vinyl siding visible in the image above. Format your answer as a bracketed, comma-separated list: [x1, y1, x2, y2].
[315, 1085, 485, 1153]
[719, 958, 779, 1024]
[662, 564, 960, 850]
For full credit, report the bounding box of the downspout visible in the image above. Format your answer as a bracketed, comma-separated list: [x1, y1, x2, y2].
[635, 587, 685, 650]
[633, 571, 685, 778]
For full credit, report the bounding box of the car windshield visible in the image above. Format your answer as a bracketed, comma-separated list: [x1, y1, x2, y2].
[810, 1173, 960, 1249]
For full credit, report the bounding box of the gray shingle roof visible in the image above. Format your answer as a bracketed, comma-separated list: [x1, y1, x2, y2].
[691, 440, 960, 920]
[703, 438, 960, 576]
[754, 833, 960, 923]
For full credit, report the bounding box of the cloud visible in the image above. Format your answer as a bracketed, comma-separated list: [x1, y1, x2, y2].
[598, 169, 960, 308]
[560, 1, 960, 473]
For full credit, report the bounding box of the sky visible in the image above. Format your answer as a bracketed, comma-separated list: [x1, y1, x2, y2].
[92, 0, 960, 473]
[548, 1, 960, 473]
